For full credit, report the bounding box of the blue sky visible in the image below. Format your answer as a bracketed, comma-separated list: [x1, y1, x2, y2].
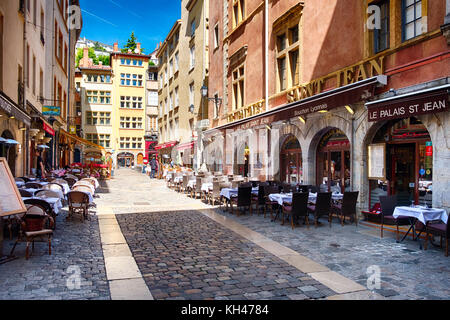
[79, 0, 181, 54]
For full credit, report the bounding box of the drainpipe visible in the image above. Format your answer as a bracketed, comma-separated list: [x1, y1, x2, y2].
[264, 0, 269, 179]
[23, 0, 28, 175]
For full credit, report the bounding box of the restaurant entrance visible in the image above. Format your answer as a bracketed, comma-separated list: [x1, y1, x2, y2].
[370, 117, 433, 207]
[316, 129, 350, 193]
[280, 136, 302, 184]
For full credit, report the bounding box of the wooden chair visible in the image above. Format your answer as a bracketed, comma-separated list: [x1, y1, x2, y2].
[379, 195, 411, 240]
[10, 206, 54, 260]
[252, 185, 266, 215]
[282, 192, 310, 230]
[332, 191, 359, 226]
[67, 191, 90, 222]
[64, 177, 77, 188]
[230, 186, 252, 217]
[308, 192, 332, 228]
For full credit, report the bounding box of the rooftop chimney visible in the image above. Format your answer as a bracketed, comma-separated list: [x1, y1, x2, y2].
[80, 46, 91, 67]
[113, 42, 119, 52]
[136, 43, 141, 54]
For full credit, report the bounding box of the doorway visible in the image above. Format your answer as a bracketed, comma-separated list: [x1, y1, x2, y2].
[316, 129, 350, 193]
[280, 135, 302, 184]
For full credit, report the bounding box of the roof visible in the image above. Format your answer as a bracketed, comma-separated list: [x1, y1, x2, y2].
[156, 20, 182, 58]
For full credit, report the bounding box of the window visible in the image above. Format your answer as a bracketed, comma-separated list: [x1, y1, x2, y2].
[164, 98, 168, 114]
[191, 19, 196, 37]
[26, 44, 29, 88]
[40, 9, 44, 44]
[190, 46, 195, 69]
[214, 24, 220, 49]
[120, 73, 142, 86]
[159, 101, 163, 117]
[86, 134, 110, 148]
[120, 96, 142, 109]
[233, 0, 245, 28]
[402, 0, 422, 41]
[189, 82, 195, 107]
[169, 92, 173, 111]
[32, 55, 36, 95]
[0, 14, 2, 90]
[86, 112, 111, 125]
[169, 59, 173, 78]
[58, 31, 63, 61]
[174, 118, 179, 139]
[232, 65, 245, 110]
[64, 44, 68, 71]
[374, 0, 390, 53]
[174, 52, 179, 72]
[275, 22, 300, 92]
[148, 91, 158, 106]
[120, 117, 143, 129]
[87, 90, 111, 104]
[39, 68, 43, 98]
[175, 87, 179, 107]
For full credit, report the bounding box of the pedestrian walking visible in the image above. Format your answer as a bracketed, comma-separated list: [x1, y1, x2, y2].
[150, 157, 158, 179]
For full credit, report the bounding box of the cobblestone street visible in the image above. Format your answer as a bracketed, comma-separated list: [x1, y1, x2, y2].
[1, 168, 449, 300]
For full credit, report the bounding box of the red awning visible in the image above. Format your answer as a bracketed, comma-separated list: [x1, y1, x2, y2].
[154, 141, 178, 150]
[176, 141, 194, 151]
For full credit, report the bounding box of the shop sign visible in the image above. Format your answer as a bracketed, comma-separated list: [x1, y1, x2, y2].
[43, 121, 55, 136]
[69, 125, 76, 134]
[368, 143, 386, 180]
[42, 105, 61, 116]
[425, 141, 432, 156]
[367, 91, 448, 122]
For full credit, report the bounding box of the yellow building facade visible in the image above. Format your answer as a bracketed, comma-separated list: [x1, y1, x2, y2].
[111, 43, 149, 168]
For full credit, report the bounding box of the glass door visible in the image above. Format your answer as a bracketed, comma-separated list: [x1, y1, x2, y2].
[390, 144, 415, 206]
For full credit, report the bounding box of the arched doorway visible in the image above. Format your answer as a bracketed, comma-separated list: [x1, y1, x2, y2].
[316, 128, 350, 193]
[234, 143, 249, 177]
[117, 152, 134, 168]
[1, 130, 16, 176]
[369, 117, 433, 207]
[280, 135, 302, 184]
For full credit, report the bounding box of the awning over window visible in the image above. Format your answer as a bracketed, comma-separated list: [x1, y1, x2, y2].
[154, 141, 178, 150]
[59, 129, 105, 151]
[176, 141, 194, 151]
[0, 91, 31, 127]
[366, 84, 449, 122]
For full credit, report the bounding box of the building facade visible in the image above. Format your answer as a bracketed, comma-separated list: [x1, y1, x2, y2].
[111, 42, 149, 168]
[156, 0, 209, 167]
[145, 48, 159, 161]
[204, 0, 450, 213]
[0, 0, 81, 177]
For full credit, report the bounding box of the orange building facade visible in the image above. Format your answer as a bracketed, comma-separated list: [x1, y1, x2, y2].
[203, 0, 450, 213]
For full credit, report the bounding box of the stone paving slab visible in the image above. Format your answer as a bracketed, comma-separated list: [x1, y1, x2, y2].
[116, 210, 338, 300]
[211, 207, 450, 300]
[109, 278, 153, 300]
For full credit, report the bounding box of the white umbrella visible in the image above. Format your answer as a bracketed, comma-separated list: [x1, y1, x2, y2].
[0, 137, 7, 143]
[37, 145, 50, 149]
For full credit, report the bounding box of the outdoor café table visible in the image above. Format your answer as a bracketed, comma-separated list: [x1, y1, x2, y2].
[220, 187, 259, 200]
[21, 196, 63, 215]
[393, 206, 448, 249]
[72, 182, 95, 194]
[268, 192, 344, 206]
[201, 182, 213, 193]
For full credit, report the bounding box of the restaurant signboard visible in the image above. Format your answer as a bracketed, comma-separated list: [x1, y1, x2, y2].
[42, 105, 61, 116]
[367, 89, 448, 122]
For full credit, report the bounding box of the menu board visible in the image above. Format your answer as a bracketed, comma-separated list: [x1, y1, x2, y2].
[0, 158, 27, 217]
[368, 144, 386, 180]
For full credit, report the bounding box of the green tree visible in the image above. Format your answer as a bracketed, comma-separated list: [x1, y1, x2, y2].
[93, 41, 106, 52]
[121, 31, 144, 53]
[98, 54, 110, 66]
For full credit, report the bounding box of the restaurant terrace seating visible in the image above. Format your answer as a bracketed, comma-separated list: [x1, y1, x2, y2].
[67, 191, 91, 222]
[282, 192, 309, 230]
[10, 206, 54, 260]
[230, 186, 252, 217]
[308, 192, 332, 228]
[332, 191, 359, 226]
[264, 185, 280, 219]
[24, 198, 55, 229]
[424, 220, 449, 257]
[379, 195, 411, 240]
[252, 184, 267, 215]
[25, 182, 43, 189]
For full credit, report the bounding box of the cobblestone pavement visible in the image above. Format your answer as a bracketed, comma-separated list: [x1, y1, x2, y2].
[116, 210, 337, 300]
[0, 212, 110, 300]
[211, 207, 450, 300]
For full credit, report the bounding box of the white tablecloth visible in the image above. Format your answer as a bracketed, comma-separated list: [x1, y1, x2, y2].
[268, 192, 343, 206]
[15, 181, 25, 188]
[173, 176, 183, 184]
[187, 179, 196, 189]
[22, 196, 63, 214]
[201, 183, 213, 192]
[220, 187, 259, 200]
[393, 206, 448, 225]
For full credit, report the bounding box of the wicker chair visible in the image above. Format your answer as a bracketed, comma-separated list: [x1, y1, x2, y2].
[282, 192, 310, 230]
[332, 191, 359, 226]
[24, 198, 56, 230]
[230, 186, 252, 217]
[208, 181, 222, 206]
[191, 176, 203, 199]
[9, 206, 54, 260]
[308, 192, 332, 228]
[19, 189, 33, 197]
[25, 182, 43, 189]
[67, 191, 90, 222]
[379, 195, 412, 240]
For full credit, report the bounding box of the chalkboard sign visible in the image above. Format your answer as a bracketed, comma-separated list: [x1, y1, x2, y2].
[0, 157, 27, 217]
[368, 144, 386, 180]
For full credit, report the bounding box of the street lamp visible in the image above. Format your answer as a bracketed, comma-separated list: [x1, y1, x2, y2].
[200, 85, 222, 107]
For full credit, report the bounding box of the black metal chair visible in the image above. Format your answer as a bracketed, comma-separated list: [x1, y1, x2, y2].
[379, 195, 411, 240]
[309, 185, 318, 193]
[282, 192, 309, 230]
[332, 191, 359, 226]
[298, 185, 309, 193]
[19, 189, 33, 197]
[308, 192, 332, 228]
[282, 183, 293, 193]
[424, 220, 449, 257]
[25, 182, 43, 189]
[230, 186, 252, 217]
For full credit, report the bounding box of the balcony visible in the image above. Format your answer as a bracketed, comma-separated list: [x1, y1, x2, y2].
[196, 119, 210, 131]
